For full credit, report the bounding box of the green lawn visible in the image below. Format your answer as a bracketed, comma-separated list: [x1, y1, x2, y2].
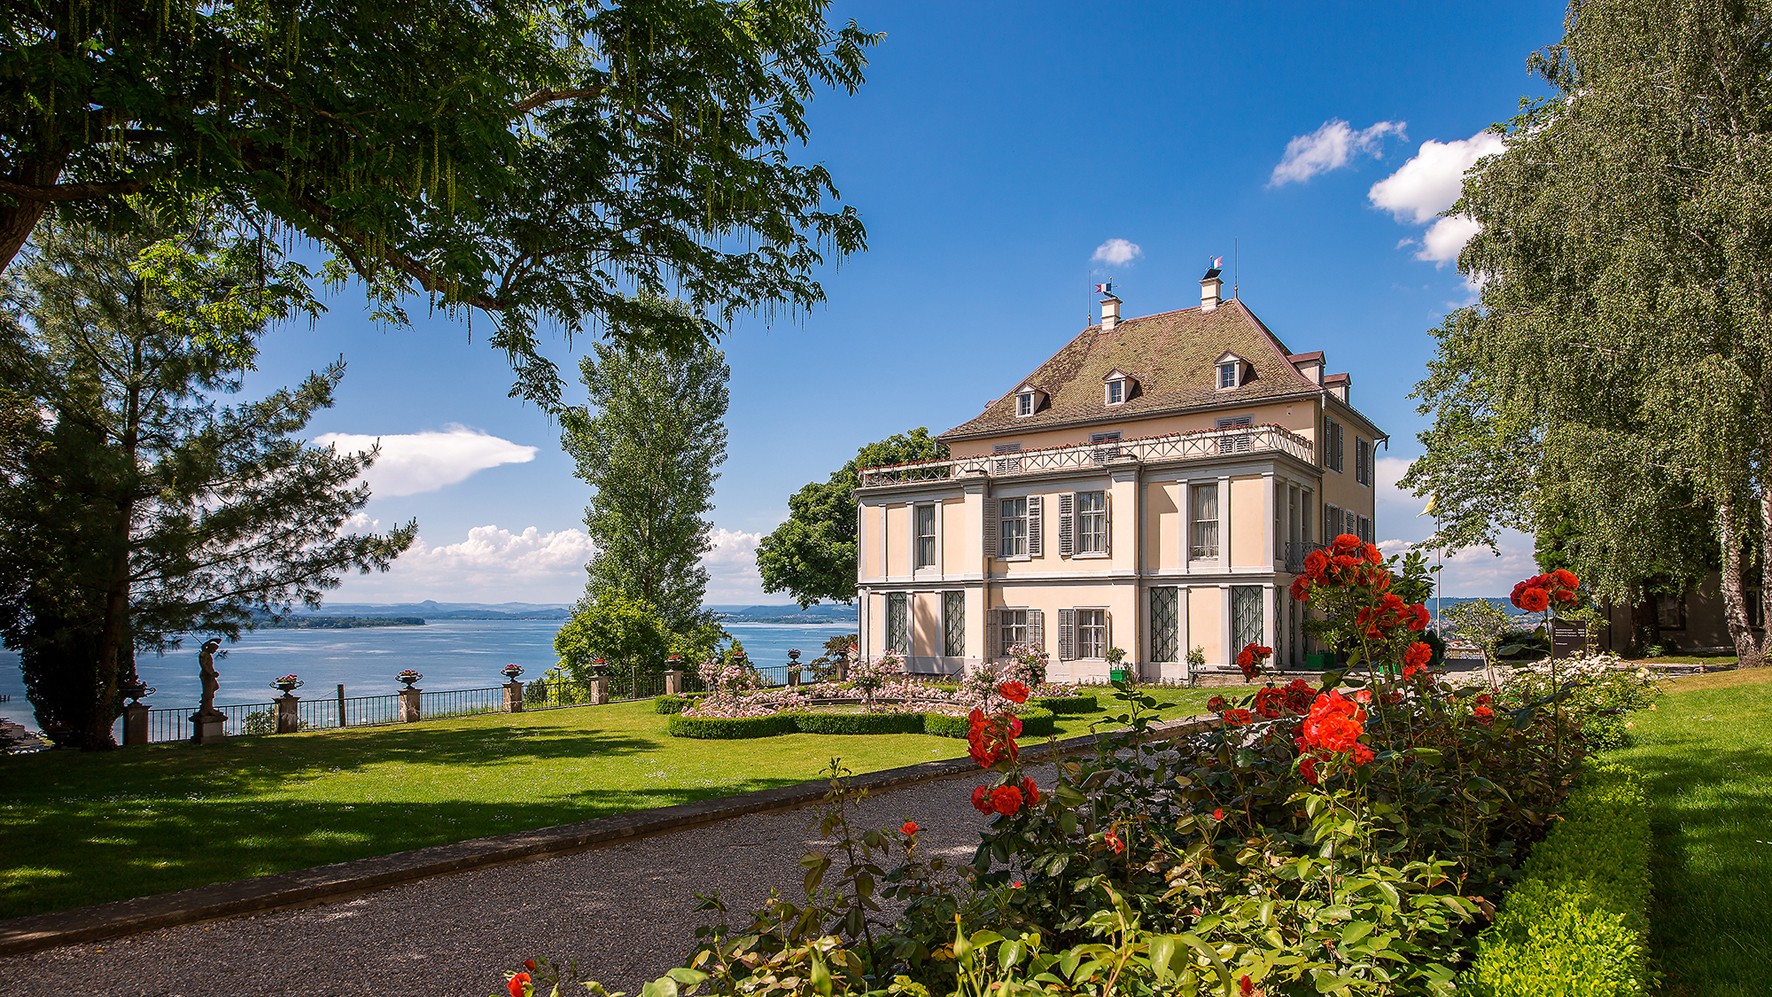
[0, 686, 1222, 919]
[1612, 668, 1772, 997]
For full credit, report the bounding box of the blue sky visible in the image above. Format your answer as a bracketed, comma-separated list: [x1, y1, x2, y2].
[244, 1, 1563, 605]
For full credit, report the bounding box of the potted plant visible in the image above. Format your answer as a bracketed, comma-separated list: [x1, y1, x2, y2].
[396, 669, 423, 688]
[119, 679, 154, 705]
[786, 648, 803, 684]
[270, 674, 304, 694]
[501, 663, 524, 681]
[591, 658, 609, 677]
[1106, 646, 1127, 684]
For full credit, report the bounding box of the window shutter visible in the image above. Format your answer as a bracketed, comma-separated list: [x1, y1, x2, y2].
[1058, 608, 1076, 661]
[1103, 492, 1112, 556]
[1027, 495, 1044, 557]
[1028, 608, 1045, 651]
[985, 609, 999, 659]
[983, 503, 997, 559]
[1058, 493, 1075, 557]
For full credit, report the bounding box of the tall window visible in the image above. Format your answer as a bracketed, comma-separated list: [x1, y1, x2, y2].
[1190, 483, 1220, 559]
[1217, 361, 1239, 389]
[1077, 490, 1108, 554]
[943, 591, 965, 657]
[1016, 391, 1035, 417]
[1355, 438, 1373, 486]
[999, 498, 1028, 558]
[886, 593, 909, 653]
[1232, 586, 1263, 650]
[1077, 609, 1107, 659]
[1326, 419, 1345, 472]
[998, 609, 1029, 652]
[1324, 503, 1343, 540]
[1150, 587, 1179, 663]
[1105, 378, 1126, 405]
[914, 504, 936, 569]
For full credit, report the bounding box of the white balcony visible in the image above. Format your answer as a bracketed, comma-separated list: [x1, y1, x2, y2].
[857, 425, 1315, 488]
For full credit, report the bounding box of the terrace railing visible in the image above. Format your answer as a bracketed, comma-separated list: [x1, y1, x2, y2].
[857, 425, 1315, 487]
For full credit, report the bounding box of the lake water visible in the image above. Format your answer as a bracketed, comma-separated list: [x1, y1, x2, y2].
[0, 619, 857, 735]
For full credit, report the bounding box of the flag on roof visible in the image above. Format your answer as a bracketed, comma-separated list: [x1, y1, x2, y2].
[1094, 281, 1114, 295]
[1211, 255, 1224, 269]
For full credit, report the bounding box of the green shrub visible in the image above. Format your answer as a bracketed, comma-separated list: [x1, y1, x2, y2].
[664, 713, 797, 739]
[789, 712, 924, 735]
[921, 711, 970, 738]
[1465, 762, 1651, 997]
[654, 694, 690, 715]
[1030, 693, 1098, 714]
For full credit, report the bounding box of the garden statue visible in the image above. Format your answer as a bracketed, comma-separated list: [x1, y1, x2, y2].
[192, 637, 227, 744]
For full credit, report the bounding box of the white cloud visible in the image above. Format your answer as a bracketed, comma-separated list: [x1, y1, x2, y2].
[328, 523, 776, 605]
[1090, 238, 1143, 267]
[1368, 131, 1505, 264]
[1372, 455, 1537, 597]
[1269, 119, 1407, 187]
[315, 425, 537, 497]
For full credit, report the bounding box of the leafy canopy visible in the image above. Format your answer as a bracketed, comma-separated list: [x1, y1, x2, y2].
[1, 1, 878, 403]
[756, 429, 947, 607]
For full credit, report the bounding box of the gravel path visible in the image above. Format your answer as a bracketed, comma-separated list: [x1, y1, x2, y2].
[0, 763, 1056, 997]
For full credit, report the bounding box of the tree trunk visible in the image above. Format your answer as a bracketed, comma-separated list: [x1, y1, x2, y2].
[0, 200, 49, 273]
[1717, 500, 1764, 668]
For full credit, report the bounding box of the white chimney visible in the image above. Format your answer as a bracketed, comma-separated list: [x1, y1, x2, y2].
[1200, 267, 1224, 312]
[1100, 293, 1121, 332]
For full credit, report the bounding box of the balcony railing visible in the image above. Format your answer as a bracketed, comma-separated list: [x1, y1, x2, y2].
[1284, 540, 1326, 574]
[859, 425, 1315, 487]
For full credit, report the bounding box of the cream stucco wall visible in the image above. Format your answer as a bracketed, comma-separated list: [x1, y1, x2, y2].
[941, 498, 974, 575]
[1187, 586, 1224, 665]
[884, 504, 911, 578]
[1144, 481, 1183, 572]
[1229, 474, 1267, 568]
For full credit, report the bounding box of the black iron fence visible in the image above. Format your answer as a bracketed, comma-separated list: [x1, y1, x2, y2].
[133, 669, 690, 745]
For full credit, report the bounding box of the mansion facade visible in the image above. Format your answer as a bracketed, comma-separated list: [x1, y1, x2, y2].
[854, 269, 1385, 682]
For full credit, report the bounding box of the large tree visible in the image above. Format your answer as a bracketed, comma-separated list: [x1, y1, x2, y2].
[561, 303, 729, 632]
[1, 1, 876, 402]
[0, 204, 416, 748]
[1404, 0, 1772, 666]
[756, 428, 947, 607]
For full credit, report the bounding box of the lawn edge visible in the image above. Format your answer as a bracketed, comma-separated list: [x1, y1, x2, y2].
[0, 713, 1214, 955]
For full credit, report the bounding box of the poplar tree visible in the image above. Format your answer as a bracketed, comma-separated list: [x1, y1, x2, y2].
[0, 204, 416, 748]
[1, 2, 877, 403]
[1405, 0, 1772, 666]
[561, 305, 729, 632]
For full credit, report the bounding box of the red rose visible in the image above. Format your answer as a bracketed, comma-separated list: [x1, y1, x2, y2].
[1403, 642, 1432, 670]
[1353, 688, 1372, 704]
[1224, 708, 1254, 726]
[1212, 807, 1225, 821]
[1290, 575, 1314, 602]
[1362, 543, 1383, 566]
[1303, 548, 1329, 579]
[1021, 777, 1040, 804]
[1104, 829, 1125, 854]
[1240, 974, 1255, 996]
[971, 785, 992, 814]
[997, 680, 1029, 704]
[1298, 690, 1366, 753]
[1207, 695, 1227, 711]
[1518, 587, 1550, 613]
[1254, 686, 1286, 718]
[1551, 568, 1578, 590]
[508, 972, 531, 997]
[1352, 743, 1375, 766]
[990, 784, 1024, 815]
[1299, 754, 1321, 785]
[524, 960, 536, 974]
[901, 820, 920, 836]
[1473, 704, 1495, 724]
[1409, 604, 1431, 631]
[1333, 533, 1361, 554]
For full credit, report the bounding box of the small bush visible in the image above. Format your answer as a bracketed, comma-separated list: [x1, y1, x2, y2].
[1030, 693, 1098, 714]
[921, 711, 970, 738]
[664, 713, 797, 739]
[1465, 762, 1652, 997]
[654, 694, 691, 715]
[789, 712, 925, 736]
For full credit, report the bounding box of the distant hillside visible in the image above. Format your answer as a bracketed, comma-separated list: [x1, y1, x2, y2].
[707, 603, 859, 625]
[259, 615, 426, 629]
[286, 601, 572, 621]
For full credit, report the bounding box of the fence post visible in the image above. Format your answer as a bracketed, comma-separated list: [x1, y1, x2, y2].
[276, 694, 300, 733]
[587, 674, 609, 705]
[504, 680, 524, 712]
[123, 703, 149, 746]
[337, 684, 347, 727]
[663, 669, 683, 695]
[399, 687, 422, 722]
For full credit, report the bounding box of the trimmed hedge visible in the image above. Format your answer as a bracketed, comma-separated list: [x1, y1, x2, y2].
[1465, 761, 1652, 997]
[667, 706, 1057, 739]
[789, 711, 926, 736]
[654, 694, 692, 715]
[664, 713, 797, 739]
[1030, 693, 1098, 714]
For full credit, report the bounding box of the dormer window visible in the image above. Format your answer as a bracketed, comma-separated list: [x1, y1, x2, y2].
[1105, 378, 1125, 405]
[1215, 353, 1246, 391]
[1016, 391, 1035, 417]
